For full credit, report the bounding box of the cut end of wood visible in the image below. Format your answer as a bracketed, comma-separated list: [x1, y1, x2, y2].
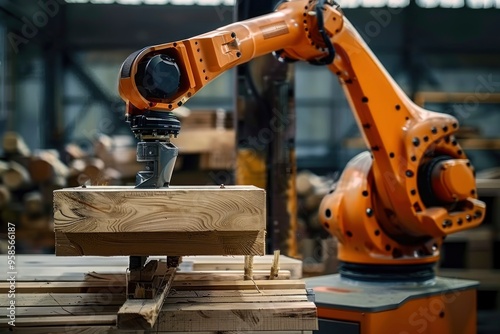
[2, 131, 30, 156]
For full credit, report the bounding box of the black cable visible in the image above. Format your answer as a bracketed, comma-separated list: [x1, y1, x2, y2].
[309, 0, 336, 66]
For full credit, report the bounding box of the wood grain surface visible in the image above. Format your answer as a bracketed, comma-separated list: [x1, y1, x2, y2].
[0, 255, 317, 333]
[53, 186, 266, 256]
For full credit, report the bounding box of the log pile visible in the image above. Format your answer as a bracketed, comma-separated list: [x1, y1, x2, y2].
[296, 170, 339, 275]
[296, 170, 335, 234]
[0, 132, 125, 254]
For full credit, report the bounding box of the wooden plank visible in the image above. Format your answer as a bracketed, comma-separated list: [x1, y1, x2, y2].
[0, 254, 302, 281]
[53, 186, 266, 256]
[156, 301, 318, 332]
[173, 270, 291, 281]
[117, 268, 176, 329]
[82, 269, 291, 283]
[3, 327, 126, 334]
[0, 289, 308, 308]
[166, 293, 308, 304]
[0, 281, 126, 294]
[15, 305, 119, 317]
[168, 289, 308, 299]
[5, 292, 311, 314]
[172, 279, 306, 291]
[0, 293, 125, 307]
[3, 315, 116, 327]
[6, 327, 311, 334]
[1, 279, 305, 294]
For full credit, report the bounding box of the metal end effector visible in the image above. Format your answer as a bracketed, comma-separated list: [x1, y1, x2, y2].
[135, 140, 178, 188]
[128, 108, 181, 189]
[127, 56, 181, 298]
[123, 50, 183, 189]
[127, 109, 181, 292]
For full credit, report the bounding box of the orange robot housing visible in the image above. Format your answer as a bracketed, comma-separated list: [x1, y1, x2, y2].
[118, 0, 485, 277]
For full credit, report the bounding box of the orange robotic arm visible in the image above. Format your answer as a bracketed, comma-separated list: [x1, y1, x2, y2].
[119, 0, 485, 269]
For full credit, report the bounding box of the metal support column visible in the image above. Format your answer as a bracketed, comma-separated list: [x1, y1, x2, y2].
[41, 3, 65, 150]
[43, 47, 64, 150]
[234, 1, 298, 257]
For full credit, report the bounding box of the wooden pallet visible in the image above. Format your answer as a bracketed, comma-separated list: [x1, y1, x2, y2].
[0, 255, 316, 333]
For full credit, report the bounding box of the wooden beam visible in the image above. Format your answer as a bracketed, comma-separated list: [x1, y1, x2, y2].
[166, 292, 308, 304]
[53, 185, 266, 256]
[172, 270, 291, 281]
[172, 279, 306, 291]
[157, 301, 318, 332]
[12, 315, 116, 327]
[117, 268, 176, 329]
[0, 289, 308, 308]
[0, 254, 303, 281]
[1, 279, 317, 332]
[167, 289, 308, 299]
[0, 293, 126, 307]
[0, 281, 126, 294]
[15, 305, 119, 317]
[8, 327, 312, 334]
[0, 279, 305, 295]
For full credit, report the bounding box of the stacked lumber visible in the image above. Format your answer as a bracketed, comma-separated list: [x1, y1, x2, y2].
[0, 255, 317, 333]
[174, 108, 235, 170]
[90, 109, 235, 175]
[177, 108, 234, 130]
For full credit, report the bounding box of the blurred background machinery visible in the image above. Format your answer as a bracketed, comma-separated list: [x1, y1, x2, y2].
[0, 0, 500, 332]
